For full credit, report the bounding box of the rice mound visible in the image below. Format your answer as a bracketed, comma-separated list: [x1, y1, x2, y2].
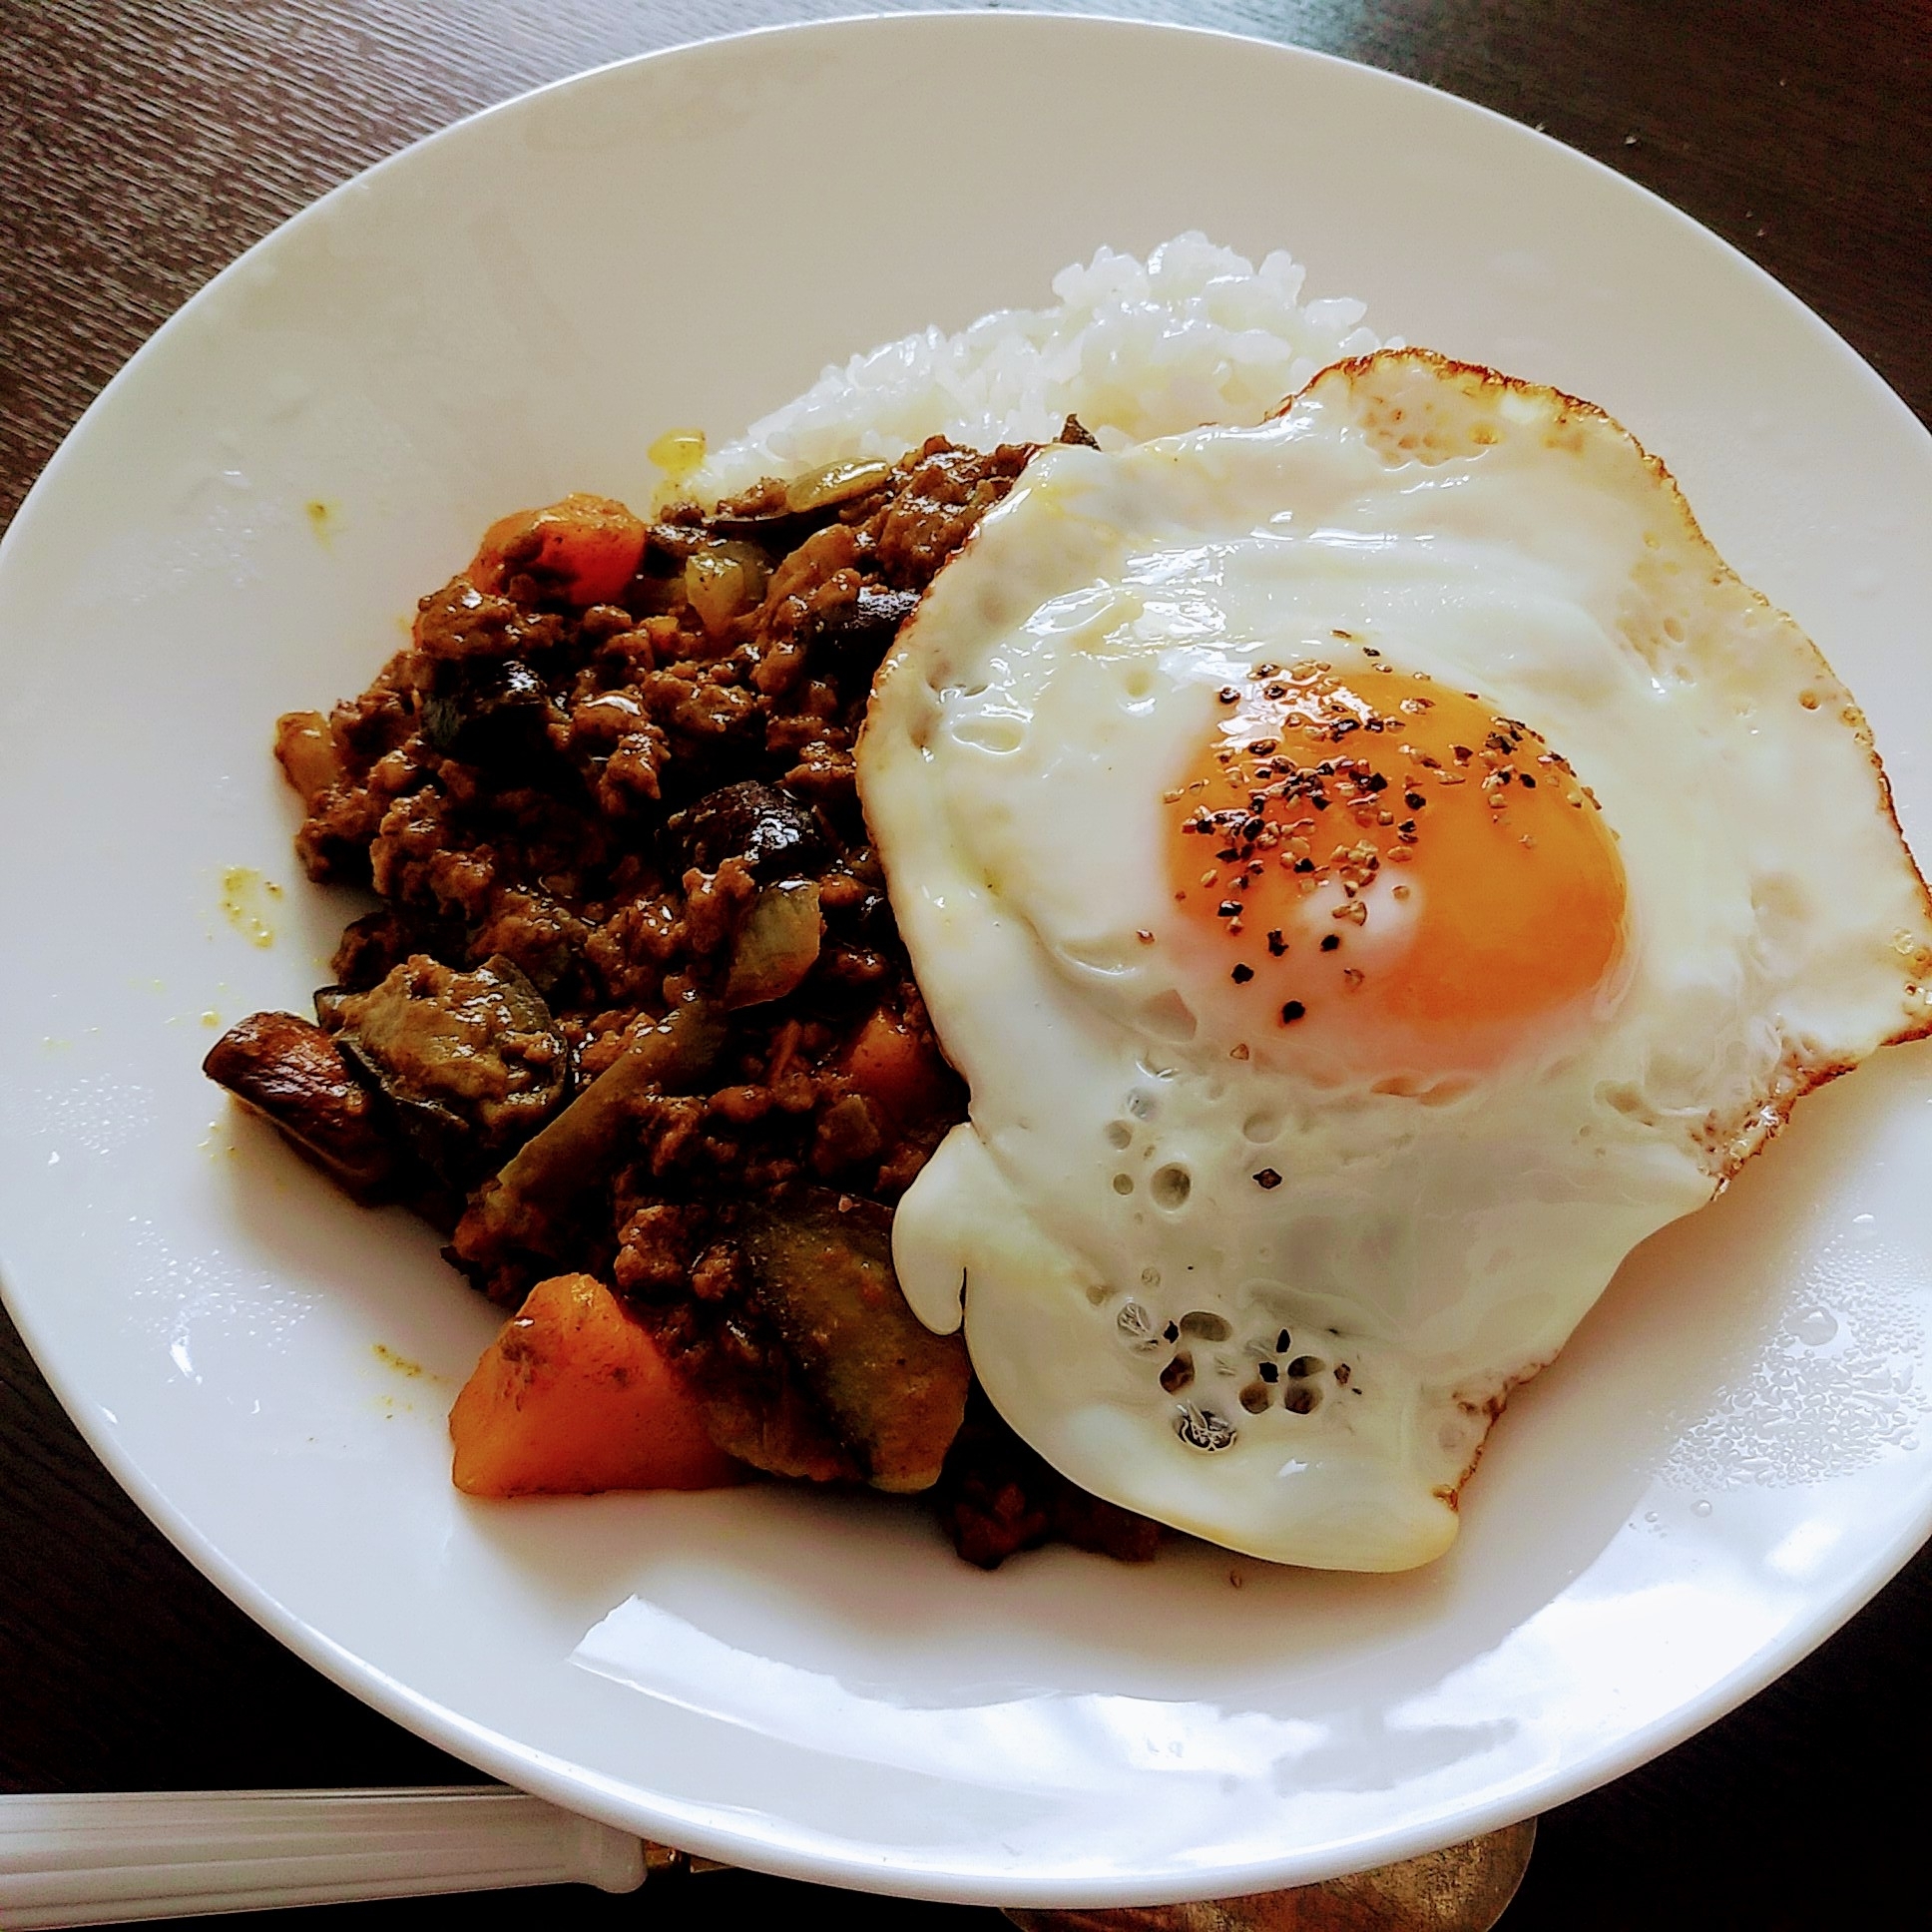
[692, 233, 1383, 500]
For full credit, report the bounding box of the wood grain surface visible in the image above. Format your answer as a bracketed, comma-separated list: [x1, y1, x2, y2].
[3, 5, 1928, 1929]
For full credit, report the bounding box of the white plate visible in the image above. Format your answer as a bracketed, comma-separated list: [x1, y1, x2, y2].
[3, 13, 1931, 1908]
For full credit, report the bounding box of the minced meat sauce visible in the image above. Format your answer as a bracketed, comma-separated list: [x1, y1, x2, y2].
[204, 429, 1157, 1568]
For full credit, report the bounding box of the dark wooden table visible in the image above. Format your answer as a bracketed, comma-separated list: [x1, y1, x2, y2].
[4, 5, 1928, 1927]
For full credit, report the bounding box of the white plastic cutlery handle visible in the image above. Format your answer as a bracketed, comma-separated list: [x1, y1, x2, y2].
[0, 1784, 649, 1927]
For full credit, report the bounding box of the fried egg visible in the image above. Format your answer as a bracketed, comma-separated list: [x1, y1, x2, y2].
[857, 350, 1932, 1571]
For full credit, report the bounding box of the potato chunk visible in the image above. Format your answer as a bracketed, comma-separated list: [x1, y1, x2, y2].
[450, 1273, 743, 1497]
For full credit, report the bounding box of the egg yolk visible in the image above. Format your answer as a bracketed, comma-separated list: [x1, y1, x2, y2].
[1163, 656, 1627, 1072]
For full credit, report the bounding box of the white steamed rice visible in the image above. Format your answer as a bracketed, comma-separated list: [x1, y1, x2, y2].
[691, 233, 1385, 500]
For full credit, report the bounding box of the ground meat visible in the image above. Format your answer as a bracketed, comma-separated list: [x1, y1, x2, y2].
[936, 1392, 1164, 1570]
[205, 441, 1159, 1567]
[874, 441, 1033, 585]
[412, 581, 565, 664]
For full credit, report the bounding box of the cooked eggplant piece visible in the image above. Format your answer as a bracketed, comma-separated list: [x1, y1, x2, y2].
[696, 1372, 859, 1487]
[451, 997, 726, 1273]
[420, 657, 560, 768]
[628, 1188, 967, 1492]
[724, 881, 822, 1009]
[203, 1011, 402, 1203]
[798, 583, 920, 682]
[327, 906, 465, 993]
[330, 954, 569, 1187]
[661, 779, 827, 883]
[728, 1189, 970, 1493]
[641, 1272, 863, 1488]
[706, 457, 896, 551]
[329, 911, 410, 995]
[783, 457, 897, 515]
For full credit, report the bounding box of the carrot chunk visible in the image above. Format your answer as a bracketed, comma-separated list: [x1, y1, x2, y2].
[469, 494, 647, 607]
[450, 1272, 743, 1497]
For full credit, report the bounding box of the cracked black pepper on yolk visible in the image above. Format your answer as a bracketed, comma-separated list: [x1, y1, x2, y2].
[1162, 657, 1629, 1071]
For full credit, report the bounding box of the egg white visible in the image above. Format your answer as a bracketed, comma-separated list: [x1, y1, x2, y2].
[859, 351, 1932, 1570]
